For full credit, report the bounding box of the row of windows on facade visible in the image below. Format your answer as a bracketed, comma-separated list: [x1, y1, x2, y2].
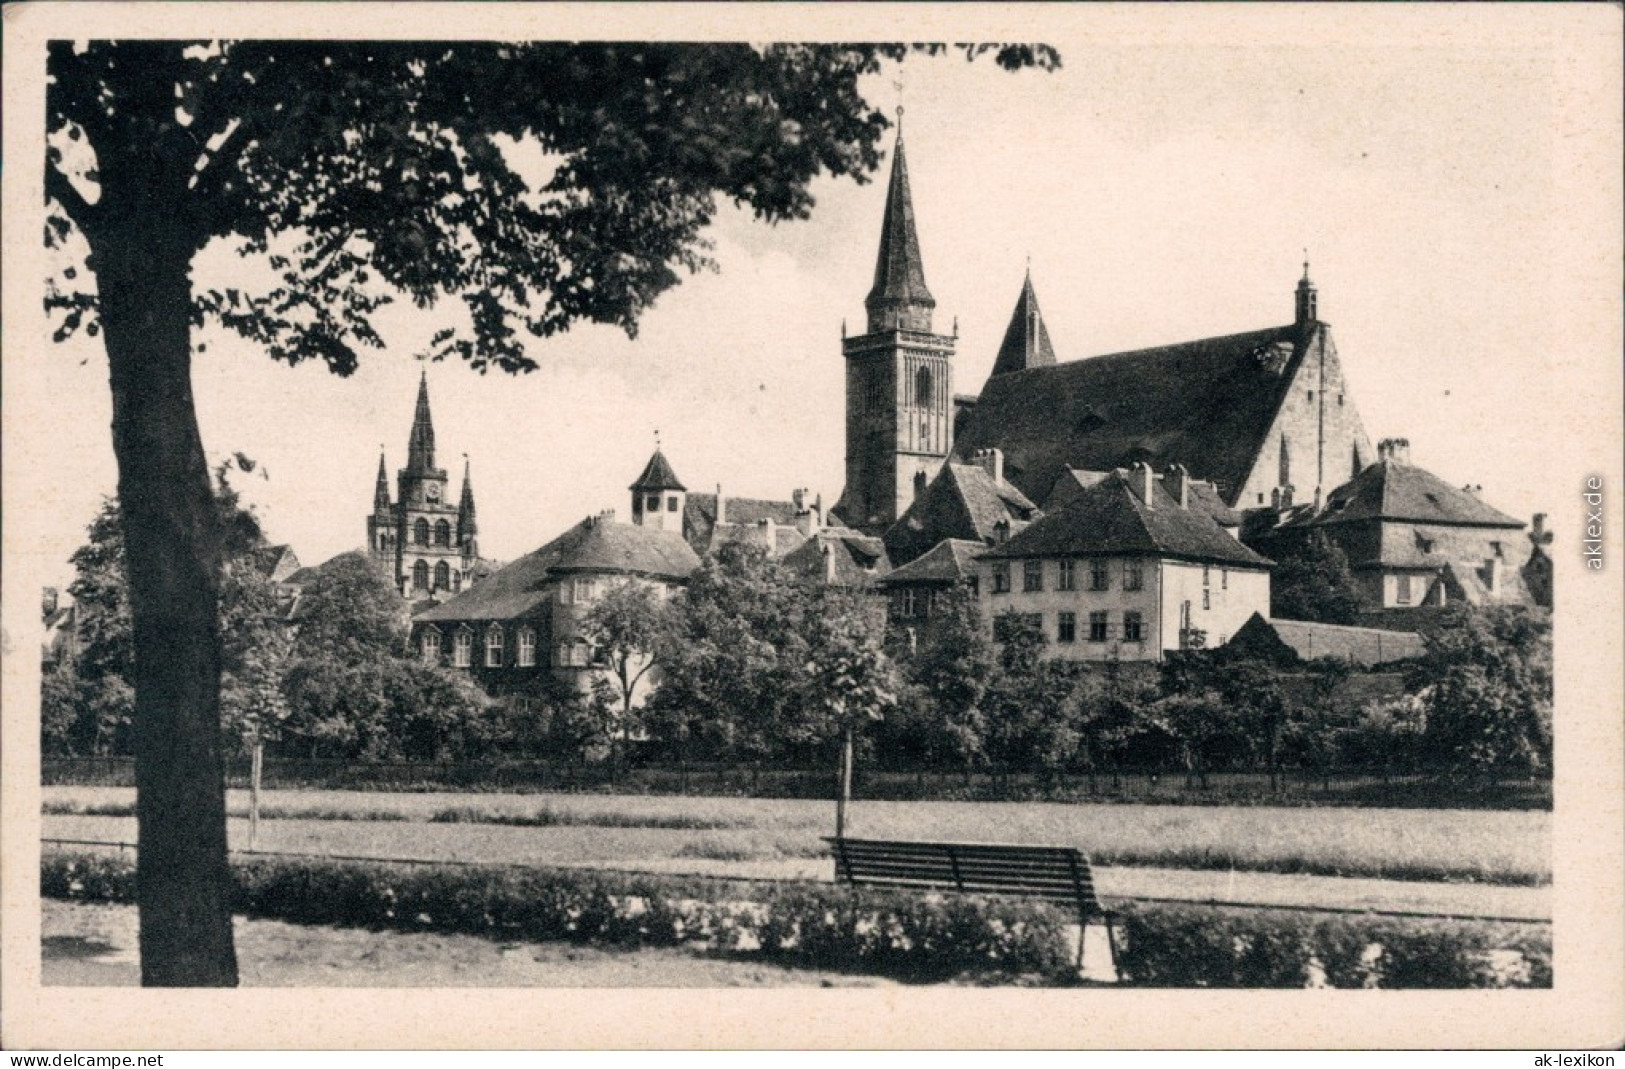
[381, 518, 462, 550]
[862, 365, 939, 411]
[409, 560, 464, 594]
[419, 626, 607, 670]
[989, 559, 1230, 595]
[998, 609, 1148, 645]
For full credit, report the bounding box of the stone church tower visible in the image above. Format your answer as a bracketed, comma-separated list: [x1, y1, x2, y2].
[367, 371, 481, 598]
[833, 126, 957, 535]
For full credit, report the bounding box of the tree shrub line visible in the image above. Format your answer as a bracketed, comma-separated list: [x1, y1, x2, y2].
[46, 505, 1552, 790]
[43, 849, 1550, 987]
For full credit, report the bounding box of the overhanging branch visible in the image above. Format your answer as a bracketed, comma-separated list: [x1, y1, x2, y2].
[45, 163, 98, 238]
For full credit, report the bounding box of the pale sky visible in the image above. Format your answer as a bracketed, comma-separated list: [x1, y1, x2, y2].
[16, 8, 1622, 587]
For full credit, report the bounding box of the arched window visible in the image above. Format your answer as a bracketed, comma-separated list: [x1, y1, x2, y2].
[517, 627, 536, 667]
[435, 519, 451, 546]
[420, 629, 441, 664]
[412, 560, 429, 592]
[486, 626, 504, 667]
[915, 365, 933, 407]
[453, 630, 472, 667]
[434, 561, 450, 590]
[414, 518, 429, 545]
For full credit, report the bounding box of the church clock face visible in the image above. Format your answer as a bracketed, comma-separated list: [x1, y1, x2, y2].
[425, 484, 441, 503]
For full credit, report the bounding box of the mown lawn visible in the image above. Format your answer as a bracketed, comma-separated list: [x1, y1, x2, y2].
[42, 785, 1550, 885]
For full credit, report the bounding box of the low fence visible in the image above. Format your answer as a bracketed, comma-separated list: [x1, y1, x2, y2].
[41, 755, 1551, 808]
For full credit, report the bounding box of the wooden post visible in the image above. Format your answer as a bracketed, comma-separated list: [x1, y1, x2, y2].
[248, 735, 263, 851]
[836, 722, 854, 840]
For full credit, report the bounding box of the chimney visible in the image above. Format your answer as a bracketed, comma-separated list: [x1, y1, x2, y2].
[758, 516, 776, 550]
[42, 587, 59, 616]
[1313, 485, 1323, 510]
[973, 448, 1004, 484]
[793, 487, 806, 512]
[715, 484, 726, 526]
[1164, 464, 1190, 509]
[1128, 461, 1155, 508]
[1280, 483, 1295, 508]
[822, 540, 837, 584]
[1271, 487, 1282, 510]
[1378, 438, 1411, 465]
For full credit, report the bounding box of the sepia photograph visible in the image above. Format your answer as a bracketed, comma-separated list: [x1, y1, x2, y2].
[2, 0, 1621, 1051]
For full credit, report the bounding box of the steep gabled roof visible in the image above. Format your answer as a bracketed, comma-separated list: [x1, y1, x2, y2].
[1308, 460, 1525, 528]
[982, 472, 1272, 567]
[884, 461, 1037, 565]
[991, 271, 1057, 376]
[629, 449, 687, 492]
[878, 538, 986, 586]
[956, 323, 1320, 506]
[415, 517, 698, 623]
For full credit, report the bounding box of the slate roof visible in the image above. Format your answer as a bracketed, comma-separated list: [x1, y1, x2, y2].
[682, 492, 801, 554]
[884, 461, 1038, 565]
[1044, 468, 1242, 527]
[629, 449, 687, 492]
[867, 134, 933, 310]
[878, 539, 985, 586]
[981, 471, 1273, 567]
[416, 517, 698, 623]
[782, 528, 893, 590]
[955, 322, 1323, 506]
[991, 272, 1057, 377]
[1303, 460, 1525, 529]
[1228, 612, 1425, 665]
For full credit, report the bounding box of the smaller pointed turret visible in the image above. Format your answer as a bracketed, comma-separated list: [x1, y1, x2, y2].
[630, 445, 687, 531]
[373, 450, 391, 512]
[991, 269, 1057, 376]
[1295, 256, 1319, 327]
[457, 455, 478, 545]
[405, 369, 437, 473]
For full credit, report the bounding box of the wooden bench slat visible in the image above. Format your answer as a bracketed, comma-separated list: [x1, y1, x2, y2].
[826, 836, 1112, 926]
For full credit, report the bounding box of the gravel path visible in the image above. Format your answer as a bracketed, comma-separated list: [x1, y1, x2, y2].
[41, 900, 897, 988]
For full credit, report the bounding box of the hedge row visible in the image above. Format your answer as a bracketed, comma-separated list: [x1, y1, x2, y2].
[1112, 901, 1551, 989]
[42, 850, 1549, 987]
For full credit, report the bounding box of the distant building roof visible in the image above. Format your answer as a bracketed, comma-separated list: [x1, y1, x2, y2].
[982, 469, 1272, 568]
[783, 527, 893, 590]
[1302, 460, 1525, 529]
[249, 544, 303, 583]
[956, 322, 1327, 506]
[1045, 467, 1241, 526]
[878, 538, 985, 586]
[629, 449, 687, 493]
[1227, 612, 1426, 665]
[416, 515, 698, 623]
[884, 460, 1037, 565]
[682, 492, 803, 555]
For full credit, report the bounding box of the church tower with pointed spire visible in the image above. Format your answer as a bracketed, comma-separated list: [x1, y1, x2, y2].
[833, 119, 957, 534]
[367, 370, 483, 600]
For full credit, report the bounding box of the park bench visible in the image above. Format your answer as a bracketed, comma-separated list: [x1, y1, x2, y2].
[824, 837, 1118, 974]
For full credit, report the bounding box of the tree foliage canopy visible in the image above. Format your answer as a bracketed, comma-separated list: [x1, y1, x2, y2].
[48, 41, 1057, 374]
[1270, 530, 1368, 625]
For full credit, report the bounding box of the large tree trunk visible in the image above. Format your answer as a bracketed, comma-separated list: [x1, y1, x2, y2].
[96, 216, 239, 987]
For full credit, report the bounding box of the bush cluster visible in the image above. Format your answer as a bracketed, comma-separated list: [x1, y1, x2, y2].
[1114, 901, 1551, 988]
[41, 850, 1549, 987]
